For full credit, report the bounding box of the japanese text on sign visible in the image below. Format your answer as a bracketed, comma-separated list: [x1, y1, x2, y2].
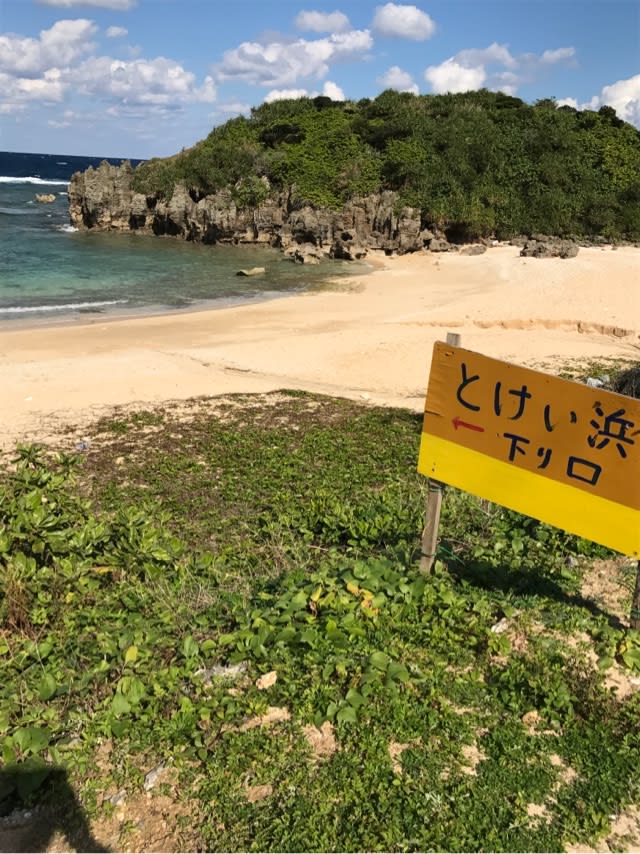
[418, 342, 640, 556]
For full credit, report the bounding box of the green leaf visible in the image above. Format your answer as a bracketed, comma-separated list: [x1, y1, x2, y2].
[121, 676, 146, 705]
[37, 641, 52, 660]
[345, 689, 365, 708]
[336, 705, 358, 724]
[290, 590, 308, 610]
[111, 720, 127, 738]
[183, 635, 199, 659]
[299, 628, 317, 646]
[369, 651, 390, 671]
[38, 672, 58, 701]
[386, 662, 410, 683]
[111, 692, 131, 716]
[124, 645, 138, 664]
[621, 646, 640, 671]
[13, 727, 51, 756]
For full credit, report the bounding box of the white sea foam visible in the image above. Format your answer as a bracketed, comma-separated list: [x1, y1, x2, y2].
[0, 176, 69, 185]
[0, 300, 127, 315]
[56, 224, 79, 233]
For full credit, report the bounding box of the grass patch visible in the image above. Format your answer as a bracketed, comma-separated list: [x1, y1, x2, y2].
[1, 391, 639, 852]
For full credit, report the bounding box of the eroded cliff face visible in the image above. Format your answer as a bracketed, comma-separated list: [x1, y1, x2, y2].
[67, 161, 435, 259]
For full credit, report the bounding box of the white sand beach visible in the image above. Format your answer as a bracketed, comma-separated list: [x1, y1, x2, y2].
[1, 244, 638, 451]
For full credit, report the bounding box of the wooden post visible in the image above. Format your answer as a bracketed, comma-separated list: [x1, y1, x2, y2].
[631, 561, 640, 630]
[419, 332, 460, 573]
[420, 479, 443, 573]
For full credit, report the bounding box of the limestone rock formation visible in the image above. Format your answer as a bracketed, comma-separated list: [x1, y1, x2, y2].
[68, 161, 581, 260]
[35, 193, 56, 203]
[67, 162, 438, 258]
[519, 238, 579, 258]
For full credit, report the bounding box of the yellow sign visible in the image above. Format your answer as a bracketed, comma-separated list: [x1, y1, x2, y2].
[418, 342, 640, 556]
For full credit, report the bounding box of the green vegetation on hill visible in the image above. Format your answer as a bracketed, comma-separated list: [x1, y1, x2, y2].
[2, 393, 640, 851]
[131, 90, 640, 241]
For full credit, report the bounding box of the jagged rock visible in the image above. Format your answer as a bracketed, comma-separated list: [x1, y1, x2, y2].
[35, 193, 56, 203]
[460, 244, 487, 256]
[284, 242, 325, 264]
[329, 240, 368, 261]
[520, 238, 579, 258]
[429, 238, 452, 252]
[66, 162, 509, 259]
[419, 228, 435, 246]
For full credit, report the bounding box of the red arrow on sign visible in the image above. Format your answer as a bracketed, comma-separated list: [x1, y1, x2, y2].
[452, 416, 485, 433]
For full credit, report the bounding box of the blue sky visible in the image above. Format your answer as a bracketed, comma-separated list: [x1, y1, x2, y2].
[1, 0, 638, 159]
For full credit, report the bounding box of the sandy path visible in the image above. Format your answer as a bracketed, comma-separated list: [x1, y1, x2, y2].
[1, 244, 638, 451]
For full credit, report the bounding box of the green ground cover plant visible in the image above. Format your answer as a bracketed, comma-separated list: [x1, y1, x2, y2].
[1, 391, 639, 851]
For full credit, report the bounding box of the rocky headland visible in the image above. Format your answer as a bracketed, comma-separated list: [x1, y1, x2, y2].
[68, 161, 435, 261]
[68, 161, 590, 262]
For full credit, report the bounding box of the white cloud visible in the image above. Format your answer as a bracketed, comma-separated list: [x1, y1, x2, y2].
[0, 19, 97, 75]
[455, 43, 517, 70]
[556, 97, 580, 109]
[425, 59, 486, 94]
[424, 42, 576, 96]
[48, 108, 77, 127]
[106, 26, 128, 38]
[372, 3, 435, 41]
[377, 65, 419, 94]
[295, 10, 351, 33]
[68, 56, 217, 107]
[264, 88, 309, 103]
[215, 29, 372, 88]
[264, 80, 345, 103]
[598, 74, 640, 125]
[37, 0, 136, 9]
[322, 80, 345, 100]
[216, 102, 252, 115]
[540, 47, 575, 64]
[0, 68, 65, 112]
[0, 16, 218, 120]
[559, 74, 640, 127]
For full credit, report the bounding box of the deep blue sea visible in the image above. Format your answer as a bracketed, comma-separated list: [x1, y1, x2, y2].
[0, 151, 357, 324]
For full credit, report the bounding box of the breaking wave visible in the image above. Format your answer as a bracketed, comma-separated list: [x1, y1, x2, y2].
[0, 299, 128, 315]
[0, 176, 69, 185]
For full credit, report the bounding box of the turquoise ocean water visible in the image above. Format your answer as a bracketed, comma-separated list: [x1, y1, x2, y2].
[0, 151, 359, 325]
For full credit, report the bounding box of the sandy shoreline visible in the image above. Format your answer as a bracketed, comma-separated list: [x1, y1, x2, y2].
[1, 244, 638, 452]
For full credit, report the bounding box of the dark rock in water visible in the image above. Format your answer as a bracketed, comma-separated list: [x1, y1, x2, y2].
[520, 238, 579, 258]
[284, 243, 323, 264]
[236, 267, 266, 276]
[329, 240, 368, 261]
